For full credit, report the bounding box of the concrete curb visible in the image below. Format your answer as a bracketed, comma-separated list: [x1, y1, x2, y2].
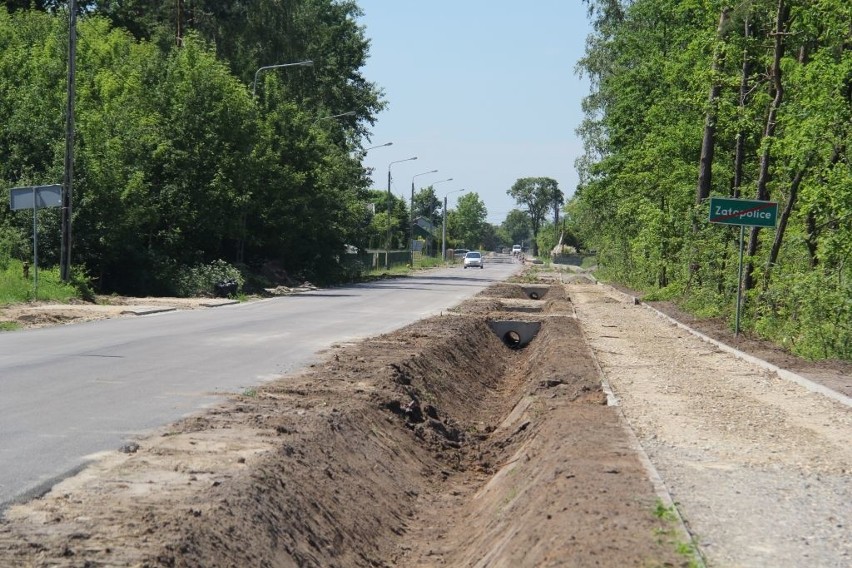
[198, 299, 240, 308]
[119, 306, 177, 316]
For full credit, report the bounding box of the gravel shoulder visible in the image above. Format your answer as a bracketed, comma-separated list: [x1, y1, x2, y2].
[571, 282, 852, 567]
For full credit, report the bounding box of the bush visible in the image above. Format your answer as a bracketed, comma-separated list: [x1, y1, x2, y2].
[175, 259, 244, 297]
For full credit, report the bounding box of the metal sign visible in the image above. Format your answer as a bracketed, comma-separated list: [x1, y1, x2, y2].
[10, 185, 62, 210]
[709, 197, 778, 228]
[8, 184, 62, 299]
[707, 196, 779, 339]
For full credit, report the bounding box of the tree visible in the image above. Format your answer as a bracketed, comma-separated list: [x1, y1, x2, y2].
[413, 186, 441, 225]
[570, 0, 852, 359]
[449, 193, 488, 250]
[0, 2, 385, 291]
[500, 209, 532, 247]
[507, 177, 562, 256]
[696, 8, 731, 204]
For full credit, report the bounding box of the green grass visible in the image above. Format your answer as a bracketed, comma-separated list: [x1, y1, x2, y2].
[0, 259, 85, 306]
[652, 499, 705, 568]
[360, 255, 456, 278]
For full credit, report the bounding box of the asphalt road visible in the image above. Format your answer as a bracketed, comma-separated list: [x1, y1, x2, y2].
[0, 262, 518, 509]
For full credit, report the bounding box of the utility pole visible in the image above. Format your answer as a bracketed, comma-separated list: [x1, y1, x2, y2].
[61, 0, 77, 282]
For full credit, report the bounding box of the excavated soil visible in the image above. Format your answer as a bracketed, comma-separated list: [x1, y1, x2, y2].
[0, 282, 691, 567]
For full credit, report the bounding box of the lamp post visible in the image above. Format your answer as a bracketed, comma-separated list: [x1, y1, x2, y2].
[312, 110, 356, 124]
[252, 60, 314, 98]
[428, 178, 453, 256]
[364, 142, 393, 152]
[386, 157, 417, 268]
[410, 169, 438, 264]
[60, 0, 77, 281]
[430, 178, 454, 191]
[442, 188, 466, 261]
[239, 60, 312, 263]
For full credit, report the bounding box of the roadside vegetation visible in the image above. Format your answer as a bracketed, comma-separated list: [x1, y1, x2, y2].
[567, 0, 851, 360]
[1, 2, 385, 296]
[0, 2, 517, 300]
[0, 258, 84, 305]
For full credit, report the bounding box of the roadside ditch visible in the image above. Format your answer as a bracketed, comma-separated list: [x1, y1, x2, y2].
[0, 280, 692, 566]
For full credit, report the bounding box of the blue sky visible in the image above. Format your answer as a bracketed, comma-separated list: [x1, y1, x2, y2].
[356, 1, 592, 224]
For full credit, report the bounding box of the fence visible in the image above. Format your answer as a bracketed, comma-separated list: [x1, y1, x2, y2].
[342, 250, 412, 274]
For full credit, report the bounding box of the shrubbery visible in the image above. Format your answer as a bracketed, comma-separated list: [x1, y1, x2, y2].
[175, 260, 244, 298]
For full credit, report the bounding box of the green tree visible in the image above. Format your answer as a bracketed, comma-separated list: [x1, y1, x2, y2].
[413, 185, 441, 226]
[500, 209, 532, 247]
[507, 177, 562, 256]
[571, 0, 852, 358]
[449, 192, 488, 250]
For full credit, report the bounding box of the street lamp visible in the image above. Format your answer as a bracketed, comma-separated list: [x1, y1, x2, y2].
[241, 60, 312, 263]
[410, 169, 438, 263]
[442, 188, 466, 261]
[312, 110, 356, 124]
[364, 142, 393, 152]
[252, 60, 314, 98]
[386, 157, 418, 268]
[430, 178, 454, 190]
[422, 178, 453, 264]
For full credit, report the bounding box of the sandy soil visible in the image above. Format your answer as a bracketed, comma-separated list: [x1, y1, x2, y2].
[0, 271, 848, 566]
[0, 280, 691, 567]
[0, 296, 233, 330]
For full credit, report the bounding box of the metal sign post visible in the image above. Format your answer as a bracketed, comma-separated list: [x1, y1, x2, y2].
[708, 197, 779, 336]
[10, 184, 62, 298]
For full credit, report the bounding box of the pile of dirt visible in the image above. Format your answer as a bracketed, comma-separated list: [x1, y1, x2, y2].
[0, 281, 691, 566]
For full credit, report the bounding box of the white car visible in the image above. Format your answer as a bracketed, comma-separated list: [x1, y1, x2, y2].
[512, 244, 522, 255]
[463, 251, 484, 269]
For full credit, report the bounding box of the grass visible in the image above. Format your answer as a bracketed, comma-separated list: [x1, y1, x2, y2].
[652, 499, 705, 568]
[580, 255, 598, 269]
[0, 259, 85, 306]
[361, 255, 462, 279]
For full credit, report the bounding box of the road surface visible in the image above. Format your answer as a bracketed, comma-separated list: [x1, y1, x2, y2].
[0, 262, 517, 509]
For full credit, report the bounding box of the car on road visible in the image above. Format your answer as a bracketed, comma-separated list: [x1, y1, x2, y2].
[463, 251, 484, 269]
[512, 244, 522, 255]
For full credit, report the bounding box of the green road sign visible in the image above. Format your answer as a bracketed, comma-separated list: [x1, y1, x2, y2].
[709, 197, 778, 227]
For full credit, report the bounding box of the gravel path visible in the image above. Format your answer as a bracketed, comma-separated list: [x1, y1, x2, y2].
[571, 283, 852, 567]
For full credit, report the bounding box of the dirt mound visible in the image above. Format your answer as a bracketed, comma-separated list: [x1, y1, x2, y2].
[0, 283, 690, 566]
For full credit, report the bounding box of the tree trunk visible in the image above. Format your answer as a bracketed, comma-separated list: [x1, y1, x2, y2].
[804, 211, 818, 268]
[802, 146, 841, 268]
[743, 0, 788, 293]
[696, 8, 730, 203]
[763, 45, 812, 290]
[763, 166, 807, 290]
[731, 16, 753, 198]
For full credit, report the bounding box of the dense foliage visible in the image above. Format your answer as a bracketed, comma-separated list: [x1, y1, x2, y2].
[447, 192, 489, 250]
[507, 176, 564, 256]
[571, 0, 851, 359]
[0, 1, 384, 295]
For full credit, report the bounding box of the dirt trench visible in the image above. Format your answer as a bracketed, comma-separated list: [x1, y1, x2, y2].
[0, 282, 689, 567]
